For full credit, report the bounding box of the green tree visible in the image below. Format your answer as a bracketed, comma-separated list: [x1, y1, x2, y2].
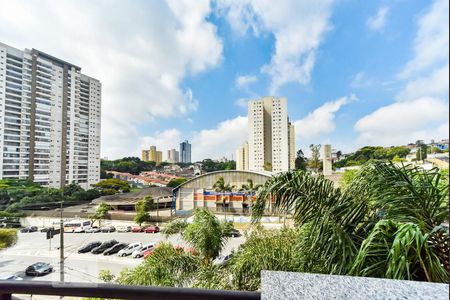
[252, 161, 449, 282]
[308, 144, 321, 173]
[90, 201, 110, 226]
[93, 178, 130, 194]
[134, 196, 154, 226]
[294, 149, 307, 170]
[240, 179, 262, 215]
[165, 209, 232, 263]
[212, 177, 235, 219]
[166, 178, 188, 188]
[416, 142, 428, 161]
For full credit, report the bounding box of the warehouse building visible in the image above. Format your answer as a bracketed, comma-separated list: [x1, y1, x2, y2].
[172, 170, 271, 214]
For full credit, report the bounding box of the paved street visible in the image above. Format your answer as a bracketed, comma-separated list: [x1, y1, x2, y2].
[0, 228, 246, 284]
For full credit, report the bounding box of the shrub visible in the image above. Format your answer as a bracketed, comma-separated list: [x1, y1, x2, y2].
[0, 229, 18, 249]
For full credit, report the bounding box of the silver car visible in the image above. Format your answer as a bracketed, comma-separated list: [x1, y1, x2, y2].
[131, 243, 154, 258]
[118, 242, 142, 257]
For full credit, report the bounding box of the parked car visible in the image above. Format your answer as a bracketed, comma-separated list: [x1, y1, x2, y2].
[131, 243, 154, 258]
[40, 227, 55, 233]
[230, 229, 241, 237]
[25, 262, 53, 276]
[85, 226, 101, 233]
[118, 242, 142, 257]
[78, 241, 102, 253]
[213, 254, 233, 266]
[103, 243, 128, 256]
[117, 226, 132, 233]
[91, 240, 118, 254]
[131, 226, 145, 233]
[20, 226, 38, 233]
[101, 226, 116, 233]
[39, 206, 51, 210]
[144, 225, 160, 233]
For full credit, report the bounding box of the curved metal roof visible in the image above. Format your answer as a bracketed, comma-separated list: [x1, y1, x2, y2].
[172, 170, 272, 191]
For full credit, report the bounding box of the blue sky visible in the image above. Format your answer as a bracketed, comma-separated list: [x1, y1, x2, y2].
[0, 0, 448, 160]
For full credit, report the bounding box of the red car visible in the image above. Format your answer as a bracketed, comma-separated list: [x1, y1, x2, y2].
[144, 226, 160, 233]
[131, 226, 144, 233]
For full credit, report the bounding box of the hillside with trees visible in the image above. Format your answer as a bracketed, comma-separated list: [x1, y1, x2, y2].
[334, 146, 410, 168]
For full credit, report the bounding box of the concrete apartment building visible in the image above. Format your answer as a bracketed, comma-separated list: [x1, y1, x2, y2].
[180, 140, 191, 163]
[141, 146, 162, 164]
[236, 142, 249, 171]
[167, 148, 179, 163]
[244, 96, 295, 173]
[0, 42, 101, 189]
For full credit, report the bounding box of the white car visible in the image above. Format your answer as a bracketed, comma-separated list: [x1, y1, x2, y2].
[131, 243, 154, 258]
[74, 227, 85, 233]
[85, 226, 101, 233]
[213, 254, 233, 266]
[118, 242, 142, 257]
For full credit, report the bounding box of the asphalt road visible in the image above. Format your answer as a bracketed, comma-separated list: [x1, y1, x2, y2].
[0, 229, 246, 284]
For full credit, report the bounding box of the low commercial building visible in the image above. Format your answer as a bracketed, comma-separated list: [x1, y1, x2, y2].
[172, 170, 271, 214]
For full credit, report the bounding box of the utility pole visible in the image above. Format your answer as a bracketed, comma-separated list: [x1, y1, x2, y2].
[59, 201, 64, 283]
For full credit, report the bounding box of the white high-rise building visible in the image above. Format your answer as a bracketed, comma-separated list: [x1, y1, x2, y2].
[236, 142, 249, 171]
[322, 144, 332, 176]
[167, 148, 180, 163]
[247, 96, 295, 173]
[0, 42, 101, 189]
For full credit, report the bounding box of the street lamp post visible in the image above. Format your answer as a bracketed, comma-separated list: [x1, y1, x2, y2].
[57, 202, 64, 283]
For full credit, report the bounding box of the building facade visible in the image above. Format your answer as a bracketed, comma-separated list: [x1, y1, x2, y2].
[180, 140, 191, 163]
[236, 142, 249, 171]
[323, 144, 332, 176]
[141, 145, 162, 164]
[167, 148, 179, 163]
[247, 96, 295, 173]
[0, 42, 101, 189]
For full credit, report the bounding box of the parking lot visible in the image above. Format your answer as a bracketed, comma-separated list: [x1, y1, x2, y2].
[0, 227, 246, 284]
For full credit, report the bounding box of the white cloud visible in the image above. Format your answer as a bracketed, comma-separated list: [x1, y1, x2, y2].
[140, 129, 182, 161]
[293, 96, 352, 139]
[235, 98, 249, 108]
[355, 0, 449, 147]
[191, 116, 248, 161]
[399, 0, 449, 78]
[350, 72, 376, 88]
[218, 0, 334, 94]
[354, 97, 448, 146]
[366, 6, 389, 31]
[396, 64, 449, 101]
[0, 0, 222, 159]
[235, 74, 257, 89]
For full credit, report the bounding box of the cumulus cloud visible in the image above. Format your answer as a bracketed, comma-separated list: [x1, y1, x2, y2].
[355, 0, 449, 146]
[293, 96, 352, 139]
[218, 0, 334, 94]
[235, 74, 257, 89]
[0, 0, 222, 159]
[355, 97, 448, 146]
[191, 116, 248, 161]
[396, 64, 449, 101]
[366, 6, 389, 31]
[399, 0, 448, 78]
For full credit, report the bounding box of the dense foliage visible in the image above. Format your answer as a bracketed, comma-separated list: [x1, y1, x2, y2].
[0, 180, 100, 212]
[0, 228, 18, 249]
[201, 159, 236, 173]
[252, 161, 449, 282]
[92, 178, 131, 195]
[334, 146, 410, 168]
[166, 178, 188, 188]
[101, 157, 157, 176]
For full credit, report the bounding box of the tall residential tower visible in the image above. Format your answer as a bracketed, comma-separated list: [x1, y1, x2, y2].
[247, 96, 295, 173]
[0, 42, 101, 189]
[180, 140, 191, 163]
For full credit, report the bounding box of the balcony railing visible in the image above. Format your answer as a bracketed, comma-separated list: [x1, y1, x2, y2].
[0, 281, 261, 300]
